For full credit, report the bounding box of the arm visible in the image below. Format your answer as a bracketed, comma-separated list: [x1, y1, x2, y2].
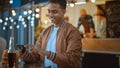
[21, 30, 44, 63]
[85, 16, 95, 38]
[77, 18, 82, 29]
[53, 29, 82, 66]
[89, 16, 95, 34]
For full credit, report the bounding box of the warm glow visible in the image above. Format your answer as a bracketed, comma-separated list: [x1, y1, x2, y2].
[28, 10, 32, 14]
[0, 19, 3, 23]
[10, 0, 13, 4]
[23, 10, 27, 15]
[16, 25, 20, 29]
[4, 22, 7, 26]
[35, 8, 40, 12]
[5, 18, 8, 21]
[35, 14, 40, 18]
[91, 0, 96, 3]
[69, 3, 75, 7]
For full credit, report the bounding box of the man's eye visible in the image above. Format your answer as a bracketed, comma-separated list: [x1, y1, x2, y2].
[53, 10, 57, 13]
[48, 10, 50, 13]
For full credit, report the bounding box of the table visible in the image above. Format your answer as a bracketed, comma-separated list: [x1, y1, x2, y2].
[82, 38, 120, 68]
[0, 62, 43, 68]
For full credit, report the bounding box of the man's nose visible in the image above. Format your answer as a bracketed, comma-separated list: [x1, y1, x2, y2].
[48, 13, 54, 18]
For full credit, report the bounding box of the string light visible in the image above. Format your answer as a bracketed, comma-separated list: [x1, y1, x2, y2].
[10, 19, 14, 22]
[32, 13, 35, 17]
[21, 18, 24, 22]
[3, 27, 6, 30]
[18, 15, 22, 21]
[9, 0, 13, 4]
[10, 26, 13, 29]
[23, 10, 27, 15]
[31, 21, 34, 27]
[12, 13, 16, 16]
[14, 22, 16, 25]
[5, 18, 9, 21]
[0, 19, 3, 23]
[4, 22, 7, 26]
[19, 15, 22, 19]
[70, 3, 75, 7]
[22, 21, 25, 25]
[91, 0, 96, 3]
[31, 17, 35, 21]
[9, 17, 12, 20]
[16, 25, 20, 29]
[35, 8, 40, 12]
[28, 9, 32, 14]
[35, 14, 40, 18]
[24, 24, 27, 28]
[27, 16, 31, 20]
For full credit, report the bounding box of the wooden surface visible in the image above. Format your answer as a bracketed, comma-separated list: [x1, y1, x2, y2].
[82, 38, 120, 54]
[0, 62, 43, 68]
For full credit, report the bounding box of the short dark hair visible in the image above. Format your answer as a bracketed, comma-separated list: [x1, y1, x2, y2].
[48, 0, 67, 9]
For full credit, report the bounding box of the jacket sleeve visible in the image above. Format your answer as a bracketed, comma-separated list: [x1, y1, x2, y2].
[21, 30, 44, 63]
[53, 29, 82, 67]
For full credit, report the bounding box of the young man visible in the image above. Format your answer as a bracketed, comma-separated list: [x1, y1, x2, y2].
[21, 0, 82, 68]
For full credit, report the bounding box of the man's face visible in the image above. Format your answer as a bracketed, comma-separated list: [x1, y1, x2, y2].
[48, 3, 66, 24]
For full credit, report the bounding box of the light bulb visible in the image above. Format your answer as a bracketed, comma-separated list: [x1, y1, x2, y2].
[12, 12, 16, 16]
[35, 8, 40, 12]
[35, 14, 39, 18]
[0, 19, 3, 23]
[21, 18, 24, 22]
[24, 24, 27, 28]
[10, 0, 13, 4]
[32, 14, 35, 17]
[31, 17, 35, 21]
[10, 19, 14, 22]
[4, 22, 7, 26]
[16, 25, 20, 29]
[22, 22, 25, 25]
[69, 3, 75, 7]
[14, 22, 16, 25]
[28, 10, 32, 14]
[10, 26, 13, 29]
[23, 10, 27, 15]
[91, 0, 96, 3]
[5, 18, 8, 21]
[27, 16, 31, 20]
[3, 27, 6, 30]
[19, 15, 22, 19]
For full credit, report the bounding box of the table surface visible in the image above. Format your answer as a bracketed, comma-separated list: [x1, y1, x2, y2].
[0, 62, 43, 68]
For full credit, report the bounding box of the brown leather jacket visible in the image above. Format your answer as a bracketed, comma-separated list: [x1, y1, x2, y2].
[22, 22, 82, 68]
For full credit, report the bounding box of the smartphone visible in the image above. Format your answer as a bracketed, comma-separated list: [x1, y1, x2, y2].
[16, 44, 26, 53]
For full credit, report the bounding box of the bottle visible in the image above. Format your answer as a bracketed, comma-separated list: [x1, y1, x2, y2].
[8, 37, 16, 68]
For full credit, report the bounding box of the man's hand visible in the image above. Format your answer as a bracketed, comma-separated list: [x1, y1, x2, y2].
[31, 46, 50, 57]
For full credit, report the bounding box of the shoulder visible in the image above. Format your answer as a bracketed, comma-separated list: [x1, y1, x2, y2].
[87, 15, 92, 19]
[63, 22, 81, 35]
